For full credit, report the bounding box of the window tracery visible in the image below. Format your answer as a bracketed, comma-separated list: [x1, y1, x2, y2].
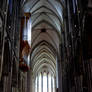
[35, 71, 55, 92]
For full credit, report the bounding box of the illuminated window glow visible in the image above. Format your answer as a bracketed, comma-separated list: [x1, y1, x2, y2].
[23, 16, 32, 45]
[35, 72, 55, 92]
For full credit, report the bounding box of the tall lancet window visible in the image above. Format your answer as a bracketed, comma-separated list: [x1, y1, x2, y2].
[39, 73, 42, 92]
[35, 71, 56, 92]
[53, 76, 55, 92]
[35, 77, 37, 92]
[48, 73, 51, 92]
[43, 72, 47, 92]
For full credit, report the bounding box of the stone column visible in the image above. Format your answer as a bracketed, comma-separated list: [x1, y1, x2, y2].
[3, 76, 8, 92]
[25, 72, 27, 92]
[41, 72, 43, 92]
[51, 75, 53, 92]
[54, 76, 56, 92]
[12, 87, 17, 92]
[47, 73, 49, 92]
[37, 74, 39, 92]
[0, 0, 9, 80]
[58, 59, 62, 92]
[57, 44, 63, 92]
[33, 77, 35, 92]
[27, 70, 32, 92]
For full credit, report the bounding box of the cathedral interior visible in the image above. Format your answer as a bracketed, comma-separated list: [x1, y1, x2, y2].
[0, 0, 92, 92]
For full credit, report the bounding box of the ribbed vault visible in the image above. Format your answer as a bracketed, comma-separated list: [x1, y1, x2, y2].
[22, 0, 64, 77]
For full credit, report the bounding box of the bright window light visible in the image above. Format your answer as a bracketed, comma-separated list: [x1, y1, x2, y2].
[43, 72, 47, 92]
[35, 72, 55, 92]
[27, 17, 32, 45]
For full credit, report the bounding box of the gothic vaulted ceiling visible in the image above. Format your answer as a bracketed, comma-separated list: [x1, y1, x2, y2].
[22, 0, 64, 76]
